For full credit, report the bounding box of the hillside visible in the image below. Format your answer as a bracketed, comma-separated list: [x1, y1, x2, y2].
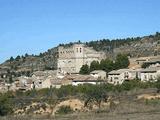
[0, 32, 160, 77]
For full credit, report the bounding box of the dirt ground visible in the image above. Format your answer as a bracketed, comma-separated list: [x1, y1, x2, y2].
[1, 112, 160, 120]
[55, 112, 160, 120]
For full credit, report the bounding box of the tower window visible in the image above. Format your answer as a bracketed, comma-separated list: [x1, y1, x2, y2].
[80, 48, 82, 53]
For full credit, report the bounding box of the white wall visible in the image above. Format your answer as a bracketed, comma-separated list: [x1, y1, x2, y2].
[108, 74, 124, 85]
[108, 71, 137, 85]
[141, 72, 157, 82]
[72, 81, 97, 86]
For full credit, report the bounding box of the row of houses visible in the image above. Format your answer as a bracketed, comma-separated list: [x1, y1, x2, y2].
[108, 66, 160, 85]
[0, 70, 106, 91]
[1, 65, 160, 92]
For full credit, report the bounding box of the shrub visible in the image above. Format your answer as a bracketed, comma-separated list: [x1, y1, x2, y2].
[0, 93, 13, 116]
[56, 106, 73, 114]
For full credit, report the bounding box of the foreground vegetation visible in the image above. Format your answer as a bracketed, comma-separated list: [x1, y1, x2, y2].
[1, 79, 160, 117]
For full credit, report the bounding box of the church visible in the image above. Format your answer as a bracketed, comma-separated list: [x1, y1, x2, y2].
[57, 44, 106, 74]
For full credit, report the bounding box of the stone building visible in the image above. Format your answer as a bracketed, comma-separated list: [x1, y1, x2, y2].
[57, 44, 106, 74]
[90, 70, 107, 80]
[108, 69, 137, 85]
[140, 67, 160, 82]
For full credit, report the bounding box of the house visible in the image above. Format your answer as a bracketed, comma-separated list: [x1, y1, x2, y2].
[51, 78, 62, 89]
[31, 70, 58, 89]
[108, 69, 137, 85]
[140, 67, 160, 82]
[129, 56, 160, 69]
[90, 70, 106, 80]
[71, 74, 103, 86]
[33, 78, 52, 89]
[60, 74, 104, 86]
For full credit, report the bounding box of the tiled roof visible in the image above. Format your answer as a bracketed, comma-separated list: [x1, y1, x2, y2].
[108, 69, 136, 75]
[140, 67, 160, 73]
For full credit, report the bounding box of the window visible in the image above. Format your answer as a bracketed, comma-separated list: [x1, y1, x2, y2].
[110, 77, 113, 82]
[80, 48, 82, 53]
[77, 48, 78, 52]
[1, 75, 3, 78]
[144, 75, 147, 79]
[150, 75, 153, 80]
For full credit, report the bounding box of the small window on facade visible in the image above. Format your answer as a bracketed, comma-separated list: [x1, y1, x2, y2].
[77, 48, 78, 52]
[144, 75, 147, 79]
[110, 77, 113, 82]
[80, 48, 82, 53]
[150, 75, 153, 80]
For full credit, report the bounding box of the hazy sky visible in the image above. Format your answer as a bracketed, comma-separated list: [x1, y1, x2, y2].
[0, 0, 160, 63]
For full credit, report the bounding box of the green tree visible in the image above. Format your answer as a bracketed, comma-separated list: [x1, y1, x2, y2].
[90, 60, 100, 72]
[115, 54, 129, 69]
[9, 57, 14, 62]
[155, 77, 160, 93]
[100, 59, 114, 72]
[0, 94, 12, 116]
[84, 85, 107, 108]
[79, 64, 90, 74]
[25, 53, 29, 57]
[141, 63, 149, 68]
[15, 55, 21, 61]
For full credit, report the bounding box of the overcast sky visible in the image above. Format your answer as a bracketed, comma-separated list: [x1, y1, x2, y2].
[0, 0, 160, 63]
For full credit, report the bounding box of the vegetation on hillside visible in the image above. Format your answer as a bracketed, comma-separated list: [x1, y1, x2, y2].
[79, 53, 129, 74]
[86, 32, 160, 52]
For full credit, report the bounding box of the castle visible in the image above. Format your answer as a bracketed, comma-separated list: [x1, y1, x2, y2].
[57, 44, 106, 74]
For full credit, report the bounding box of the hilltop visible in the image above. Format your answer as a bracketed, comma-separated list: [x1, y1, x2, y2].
[0, 32, 160, 77]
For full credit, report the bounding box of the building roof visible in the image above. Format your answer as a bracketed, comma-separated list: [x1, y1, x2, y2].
[140, 67, 160, 73]
[72, 80, 104, 82]
[62, 74, 98, 81]
[108, 69, 135, 75]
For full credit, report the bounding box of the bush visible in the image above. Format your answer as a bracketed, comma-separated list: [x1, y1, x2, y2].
[56, 106, 73, 114]
[0, 93, 13, 116]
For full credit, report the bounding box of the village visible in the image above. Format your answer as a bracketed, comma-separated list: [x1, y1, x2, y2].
[0, 43, 160, 92]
